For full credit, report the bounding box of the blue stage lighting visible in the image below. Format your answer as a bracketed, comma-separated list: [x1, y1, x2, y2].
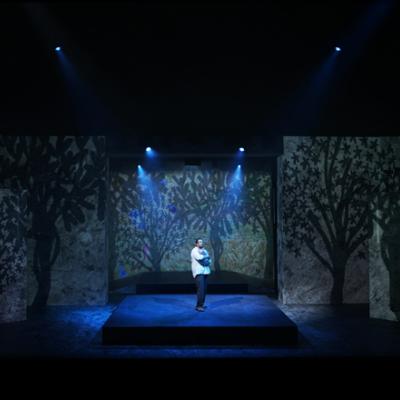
[335, 46, 341, 52]
[145, 147, 152, 152]
[238, 164, 241, 168]
[239, 147, 245, 152]
[55, 46, 61, 52]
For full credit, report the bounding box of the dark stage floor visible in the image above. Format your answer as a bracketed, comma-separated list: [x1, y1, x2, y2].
[0, 296, 400, 359]
[1, 296, 400, 360]
[102, 294, 298, 345]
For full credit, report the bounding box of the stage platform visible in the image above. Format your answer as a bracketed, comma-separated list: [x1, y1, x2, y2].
[111, 271, 275, 295]
[102, 294, 298, 345]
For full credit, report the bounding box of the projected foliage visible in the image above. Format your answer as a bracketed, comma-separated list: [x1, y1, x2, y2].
[110, 171, 185, 274]
[0, 135, 106, 308]
[242, 173, 274, 281]
[370, 143, 400, 318]
[283, 136, 398, 304]
[0, 190, 27, 294]
[110, 166, 273, 282]
[170, 168, 247, 272]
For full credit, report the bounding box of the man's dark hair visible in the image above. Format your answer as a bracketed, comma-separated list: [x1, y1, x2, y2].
[195, 238, 202, 244]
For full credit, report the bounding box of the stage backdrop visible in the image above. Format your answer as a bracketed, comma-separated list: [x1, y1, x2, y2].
[0, 135, 107, 308]
[108, 164, 274, 287]
[369, 137, 400, 322]
[278, 136, 400, 306]
[0, 188, 27, 322]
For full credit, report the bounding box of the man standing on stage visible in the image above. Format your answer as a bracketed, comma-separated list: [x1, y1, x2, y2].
[191, 238, 211, 312]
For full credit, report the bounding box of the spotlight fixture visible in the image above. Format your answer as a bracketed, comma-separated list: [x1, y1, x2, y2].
[239, 147, 245, 152]
[55, 46, 61, 52]
[335, 46, 341, 52]
[145, 147, 152, 152]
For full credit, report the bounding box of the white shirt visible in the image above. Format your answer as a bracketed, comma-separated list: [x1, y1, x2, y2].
[191, 247, 211, 278]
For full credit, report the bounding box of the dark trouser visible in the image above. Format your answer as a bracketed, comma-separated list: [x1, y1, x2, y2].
[195, 274, 208, 307]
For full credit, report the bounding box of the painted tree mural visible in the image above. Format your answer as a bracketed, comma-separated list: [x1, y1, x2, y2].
[242, 172, 274, 283]
[110, 171, 185, 275]
[109, 166, 274, 281]
[369, 139, 400, 319]
[0, 135, 106, 308]
[170, 168, 247, 272]
[0, 190, 27, 295]
[283, 136, 397, 304]
[0, 188, 27, 323]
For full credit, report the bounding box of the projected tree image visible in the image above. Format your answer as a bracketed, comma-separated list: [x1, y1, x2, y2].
[283, 136, 396, 304]
[243, 173, 274, 282]
[0, 191, 26, 294]
[170, 168, 247, 272]
[111, 171, 185, 274]
[110, 164, 274, 282]
[369, 143, 400, 318]
[0, 135, 106, 308]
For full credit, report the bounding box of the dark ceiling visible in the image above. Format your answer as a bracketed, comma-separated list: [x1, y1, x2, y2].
[1, 1, 399, 153]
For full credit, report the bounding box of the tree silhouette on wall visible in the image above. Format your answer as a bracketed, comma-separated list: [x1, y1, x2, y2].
[242, 172, 274, 282]
[283, 137, 394, 304]
[109, 165, 274, 281]
[110, 171, 185, 274]
[0, 135, 106, 308]
[369, 143, 400, 319]
[170, 168, 247, 272]
[0, 190, 27, 295]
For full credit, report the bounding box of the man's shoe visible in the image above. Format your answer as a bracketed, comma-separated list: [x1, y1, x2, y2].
[195, 306, 205, 312]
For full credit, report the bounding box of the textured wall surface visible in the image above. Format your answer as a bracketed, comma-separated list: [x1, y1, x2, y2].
[369, 137, 400, 321]
[0, 136, 107, 307]
[278, 136, 399, 304]
[0, 188, 27, 322]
